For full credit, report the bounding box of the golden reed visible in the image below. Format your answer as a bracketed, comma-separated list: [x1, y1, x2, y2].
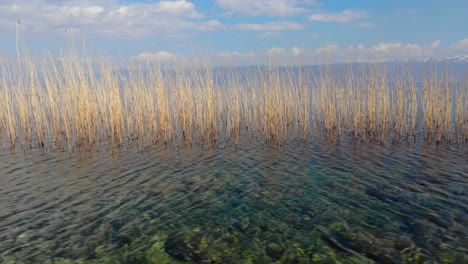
[0, 54, 466, 152]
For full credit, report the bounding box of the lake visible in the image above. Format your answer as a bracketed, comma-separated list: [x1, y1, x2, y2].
[0, 136, 466, 263]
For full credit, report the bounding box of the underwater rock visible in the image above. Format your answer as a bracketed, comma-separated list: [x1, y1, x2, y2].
[265, 242, 284, 260]
[281, 251, 300, 264]
[317, 226, 363, 257]
[365, 186, 407, 203]
[147, 253, 173, 264]
[49, 258, 71, 264]
[53, 248, 73, 259]
[113, 234, 133, 246]
[299, 205, 316, 218]
[312, 257, 336, 264]
[109, 218, 126, 233]
[376, 232, 416, 252]
[453, 212, 468, 225]
[70, 246, 90, 260]
[400, 216, 431, 237]
[365, 187, 393, 201]
[319, 225, 414, 264]
[228, 220, 243, 233]
[425, 212, 454, 229]
[164, 234, 197, 261]
[345, 231, 401, 264]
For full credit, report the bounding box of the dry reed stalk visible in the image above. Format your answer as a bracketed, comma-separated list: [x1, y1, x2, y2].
[441, 65, 453, 144]
[2, 69, 17, 147]
[421, 69, 433, 143]
[298, 69, 310, 141]
[241, 83, 251, 133]
[124, 78, 144, 144]
[27, 61, 48, 148]
[312, 66, 330, 142]
[41, 57, 63, 148]
[15, 75, 31, 143]
[367, 65, 377, 141]
[377, 65, 390, 144]
[1, 50, 467, 151]
[455, 80, 467, 143]
[226, 86, 241, 142]
[393, 65, 405, 138]
[463, 82, 468, 142]
[350, 66, 362, 141]
[174, 70, 194, 144]
[106, 66, 125, 146]
[407, 68, 418, 141]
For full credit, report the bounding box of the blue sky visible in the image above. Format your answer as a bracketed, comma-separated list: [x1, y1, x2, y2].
[0, 0, 467, 64]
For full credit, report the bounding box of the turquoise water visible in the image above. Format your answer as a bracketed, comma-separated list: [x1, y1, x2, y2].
[0, 138, 466, 263]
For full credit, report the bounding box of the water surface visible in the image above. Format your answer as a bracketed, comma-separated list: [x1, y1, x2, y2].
[0, 139, 467, 263]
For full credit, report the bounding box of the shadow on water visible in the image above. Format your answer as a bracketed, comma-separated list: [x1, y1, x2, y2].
[0, 139, 467, 263]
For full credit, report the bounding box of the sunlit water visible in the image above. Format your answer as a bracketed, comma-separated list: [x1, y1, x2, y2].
[0, 138, 467, 263]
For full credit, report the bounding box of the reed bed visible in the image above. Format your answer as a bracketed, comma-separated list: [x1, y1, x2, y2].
[0, 53, 467, 152]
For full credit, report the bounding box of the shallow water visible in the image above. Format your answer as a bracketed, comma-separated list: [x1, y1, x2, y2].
[0, 139, 467, 263]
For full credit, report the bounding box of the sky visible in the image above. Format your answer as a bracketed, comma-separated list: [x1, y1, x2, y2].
[0, 0, 467, 65]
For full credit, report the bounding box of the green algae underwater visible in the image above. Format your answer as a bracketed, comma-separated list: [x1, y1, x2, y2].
[0, 137, 466, 263]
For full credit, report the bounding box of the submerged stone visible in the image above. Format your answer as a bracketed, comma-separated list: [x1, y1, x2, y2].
[340, 230, 402, 264]
[164, 234, 196, 261]
[319, 224, 422, 264]
[317, 226, 362, 257]
[376, 232, 415, 252]
[113, 234, 133, 246]
[147, 253, 173, 264]
[365, 186, 407, 203]
[425, 212, 454, 229]
[265, 242, 284, 260]
[453, 212, 468, 225]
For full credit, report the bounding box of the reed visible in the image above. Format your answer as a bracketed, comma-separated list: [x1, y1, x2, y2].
[0, 53, 466, 152]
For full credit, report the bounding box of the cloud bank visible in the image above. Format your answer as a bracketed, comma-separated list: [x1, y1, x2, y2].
[0, 0, 221, 37]
[133, 39, 468, 66]
[309, 9, 367, 24]
[215, 0, 317, 16]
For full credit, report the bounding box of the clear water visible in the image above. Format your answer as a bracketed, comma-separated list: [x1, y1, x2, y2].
[0, 139, 467, 263]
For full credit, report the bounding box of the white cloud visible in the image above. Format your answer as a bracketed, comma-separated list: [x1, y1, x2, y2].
[130, 51, 186, 63]
[309, 9, 367, 24]
[315, 44, 340, 54]
[292, 46, 304, 56]
[234, 21, 305, 31]
[265, 46, 311, 64]
[196, 20, 224, 31]
[337, 42, 425, 62]
[405, 43, 422, 55]
[268, 47, 286, 55]
[431, 40, 441, 49]
[215, 0, 317, 16]
[451, 39, 468, 50]
[213, 51, 258, 65]
[154, 0, 203, 18]
[259, 31, 280, 37]
[216, 51, 256, 58]
[0, 0, 221, 37]
[372, 42, 402, 52]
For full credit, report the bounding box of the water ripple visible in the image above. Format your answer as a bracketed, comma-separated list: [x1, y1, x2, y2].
[0, 140, 466, 262]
